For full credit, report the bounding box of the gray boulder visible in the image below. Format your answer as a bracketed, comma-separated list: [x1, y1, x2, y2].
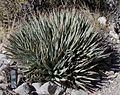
[14, 83, 30, 95]
[32, 83, 42, 94]
[37, 82, 52, 94]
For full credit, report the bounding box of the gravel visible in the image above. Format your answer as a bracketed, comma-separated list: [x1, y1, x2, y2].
[96, 3, 120, 95]
[97, 72, 120, 95]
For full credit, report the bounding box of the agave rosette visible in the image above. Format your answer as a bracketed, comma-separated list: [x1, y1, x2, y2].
[7, 9, 109, 91]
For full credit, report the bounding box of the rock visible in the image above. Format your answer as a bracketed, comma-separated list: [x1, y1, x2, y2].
[0, 43, 4, 53]
[110, 3, 120, 36]
[0, 54, 11, 66]
[98, 17, 107, 26]
[106, 71, 118, 81]
[97, 93, 101, 95]
[35, 82, 88, 95]
[38, 82, 64, 95]
[109, 30, 119, 42]
[0, 90, 3, 95]
[2, 50, 7, 54]
[107, 74, 118, 79]
[32, 83, 42, 93]
[38, 82, 50, 94]
[54, 85, 64, 95]
[108, 80, 114, 83]
[48, 83, 57, 95]
[0, 83, 8, 89]
[30, 91, 38, 95]
[17, 74, 25, 86]
[29, 84, 36, 93]
[89, 92, 97, 95]
[53, 86, 73, 95]
[0, 64, 8, 71]
[64, 88, 73, 95]
[71, 89, 88, 95]
[107, 0, 118, 10]
[105, 71, 114, 76]
[14, 83, 30, 95]
[114, 72, 119, 76]
[109, 30, 119, 40]
[0, 76, 5, 82]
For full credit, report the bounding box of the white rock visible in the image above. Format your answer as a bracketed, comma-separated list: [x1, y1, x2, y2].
[0, 83, 8, 89]
[109, 31, 119, 40]
[0, 54, 6, 60]
[54, 86, 64, 95]
[0, 76, 5, 82]
[107, 74, 117, 79]
[0, 43, 4, 52]
[0, 64, 8, 71]
[108, 80, 114, 83]
[38, 82, 50, 94]
[32, 83, 42, 94]
[0, 53, 12, 72]
[0, 54, 11, 65]
[0, 90, 3, 95]
[64, 88, 73, 95]
[71, 89, 88, 95]
[108, 23, 120, 43]
[38, 82, 60, 95]
[98, 17, 107, 26]
[97, 93, 101, 95]
[105, 71, 114, 76]
[2, 50, 7, 54]
[14, 83, 30, 95]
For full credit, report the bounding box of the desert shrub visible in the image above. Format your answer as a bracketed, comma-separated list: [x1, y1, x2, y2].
[6, 9, 111, 91]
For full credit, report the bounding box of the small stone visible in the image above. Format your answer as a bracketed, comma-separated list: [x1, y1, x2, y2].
[0, 90, 3, 95]
[0, 83, 8, 89]
[107, 74, 117, 79]
[2, 50, 7, 54]
[65, 88, 73, 95]
[97, 93, 101, 95]
[0, 54, 11, 65]
[115, 72, 119, 76]
[98, 17, 107, 26]
[0, 76, 5, 82]
[108, 80, 114, 83]
[109, 31, 119, 40]
[88, 91, 97, 95]
[105, 71, 114, 76]
[54, 85, 64, 95]
[71, 89, 88, 95]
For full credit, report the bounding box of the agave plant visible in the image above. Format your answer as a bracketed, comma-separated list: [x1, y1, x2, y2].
[6, 9, 110, 91]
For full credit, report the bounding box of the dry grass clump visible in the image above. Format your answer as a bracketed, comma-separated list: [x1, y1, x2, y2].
[0, 0, 27, 44]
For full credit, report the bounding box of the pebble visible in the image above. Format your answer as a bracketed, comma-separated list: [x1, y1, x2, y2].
[98, 17, 107, 26]
[107, 74, 117, 79]
[71, 89, 88, 95]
